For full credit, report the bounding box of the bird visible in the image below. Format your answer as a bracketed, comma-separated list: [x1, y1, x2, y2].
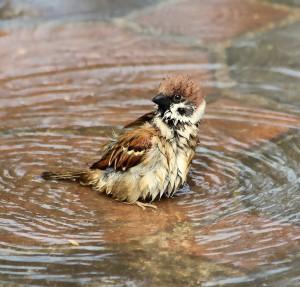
[42, 75, 207, 209]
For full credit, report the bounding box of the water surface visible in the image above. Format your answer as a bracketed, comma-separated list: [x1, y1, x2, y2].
[0, 1, 300, 286]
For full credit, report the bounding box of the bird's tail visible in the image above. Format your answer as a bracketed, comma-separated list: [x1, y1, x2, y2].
[41, 170, 84, 181]
[42, 168, 103, 188]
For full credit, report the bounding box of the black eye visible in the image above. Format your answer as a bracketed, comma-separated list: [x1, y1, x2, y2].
[177, 108, 185, 115]
[173, 94, 182, 103]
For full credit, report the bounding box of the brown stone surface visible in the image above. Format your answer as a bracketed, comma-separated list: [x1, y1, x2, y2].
[193, 213, 300, 269]
[139, 212, 300, 270]
[202, 99, 300, 150]
[74, 180, 300, 270]
[0, 18, 299, 282]
[132, 0, 289, 43]
[0, 22, 209, 81]
[0, 22, 211, 131]
[71, 185, 300, 271]
[194, 98, 300, 189]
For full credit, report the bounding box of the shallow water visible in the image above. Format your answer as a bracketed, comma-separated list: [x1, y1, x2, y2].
[0, 1, 300, 286]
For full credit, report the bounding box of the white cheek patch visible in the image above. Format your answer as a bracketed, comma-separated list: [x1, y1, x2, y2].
[191, 100, 206, 124]
[163, 100, 206, 125]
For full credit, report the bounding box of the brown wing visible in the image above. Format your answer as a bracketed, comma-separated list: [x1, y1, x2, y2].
[124, 111, 155, 129]
[91, 126, 156, 171]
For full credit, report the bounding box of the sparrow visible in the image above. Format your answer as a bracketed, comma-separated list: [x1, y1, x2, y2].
[42, 75, 207, 209]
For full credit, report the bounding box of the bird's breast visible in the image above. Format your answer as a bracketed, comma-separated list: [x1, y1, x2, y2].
[157, 135, 195, 196]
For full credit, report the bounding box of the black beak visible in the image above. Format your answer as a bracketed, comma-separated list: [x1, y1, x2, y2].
[152, 93, 171, 111]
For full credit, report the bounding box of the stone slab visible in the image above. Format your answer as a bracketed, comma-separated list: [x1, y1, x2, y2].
[0, 22, 211, 131]
[131, 0, 289, 44]
[266, 0, 300, 6]
[0, 0, 163, 21]
[227, 21, 300, 107]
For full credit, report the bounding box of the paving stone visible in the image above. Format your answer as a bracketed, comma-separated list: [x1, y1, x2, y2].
[0, 22, 211, 130]
[188, 99, 299, 198]
[193, 213, 300, 269]
[238, 130, 300, 224]
[131, 0, 289, 44]
[227, 22, 300, 108]
[201, 99, 299, 150]
[266, 0, 300, 6]
[1, 18, 299, 279]
[99, 197, 300, 270]
[196, 99, 300, 223]
[0, 22, 208, 79]
[0, 0, 163, 21]
[123, 226, 242, 286]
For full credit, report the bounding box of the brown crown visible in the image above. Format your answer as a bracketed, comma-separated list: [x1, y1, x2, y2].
[158, 75, 205, 106]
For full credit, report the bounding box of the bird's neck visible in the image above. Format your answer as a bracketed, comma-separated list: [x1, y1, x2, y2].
[152, 114, 198, 141]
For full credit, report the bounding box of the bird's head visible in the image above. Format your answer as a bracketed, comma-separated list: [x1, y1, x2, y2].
[152, 75, 206, 126]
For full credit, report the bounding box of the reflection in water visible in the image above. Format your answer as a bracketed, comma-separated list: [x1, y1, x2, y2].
[1, 101, 299, 285]
[0, 6, 300, 287]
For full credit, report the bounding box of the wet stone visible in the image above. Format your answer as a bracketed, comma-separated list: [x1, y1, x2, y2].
[193, 213, 300, 271]
[1, 88, 300, 285]
[195, 99, 300, 223]
[0, 0, 164, 21]
[0, 0, 7, 10]
[202, 99, 299, 150]
[0, 22, 211, 131]
[131, 0, 289, 44]
[122, 225, 242, 287]
[193, 99, 300, 194]
[0, 10, 300, 287]
[266, 0, 300, 6]
[227, 22, 300, 110]
[239, 130, 300, 224]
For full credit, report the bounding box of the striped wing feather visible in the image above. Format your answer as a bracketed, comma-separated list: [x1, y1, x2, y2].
[91, 126, 156, 171]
